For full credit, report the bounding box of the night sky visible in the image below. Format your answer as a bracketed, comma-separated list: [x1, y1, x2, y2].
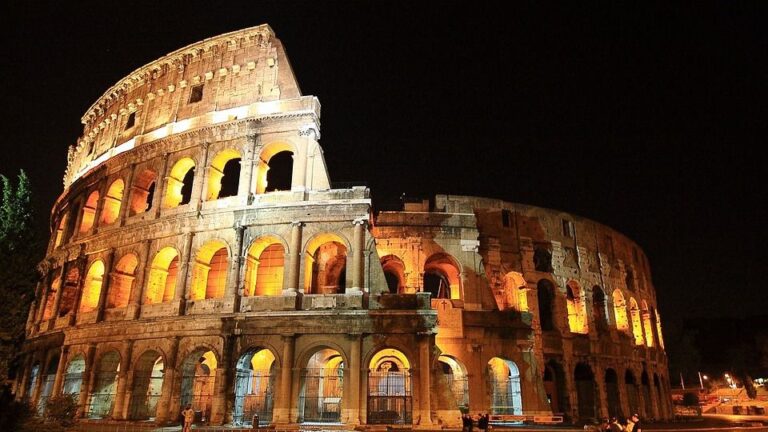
[2, 1, 766, 323]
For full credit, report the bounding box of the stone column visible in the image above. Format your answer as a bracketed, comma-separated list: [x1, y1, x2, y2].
[344, 334, 362, 424]
[238, 135, 258, 199]
[175, 232, 195, 314]
[51, 346, 69, 397]
[273, 334, 295, 423]
[127, 240, 152, 320]
[16, 355, 34, 400]
[112, 340, 133, 420]
[77, 343, 97, 418]
[283, 222, 303, 295]
[349, 219, 366, 293]
[594, 365, 609, 419]
[417, 333, 433, 425]
[225, 225, 245, 312]
[156, 337, 179, 424]
[195, 143, 211, 211]
[153, 153, 170, 217]
[50, 267, 66, 321]
[118, 163, 136, 226]
[95, 249, 115, 322]
[34, 278, 49, 326]
[210, 336, 234, 425]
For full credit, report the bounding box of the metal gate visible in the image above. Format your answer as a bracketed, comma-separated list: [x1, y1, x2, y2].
[87, 371, 118, 418]
[37, 375, 56, 414]
[300, 368, 342, 423]
[128, 371, 162, 420]
[181, 373, 214, 423]
[62, 371, 83, 403]
[367, 370, 412, 424]
[487, 375, 522, 415]
[233, 369, 274, 425]
[446, 373, 469, 411]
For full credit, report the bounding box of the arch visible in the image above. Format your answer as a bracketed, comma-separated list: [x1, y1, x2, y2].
[233, 347, 277, 426]
[128, 350, 164, 420]
[566, 281, 588, 333]
[25, 362, 40, 403]
[605, 368, 621, 418]
[144, 247, 179, 304]
[381, 255, 405, 294]
[304, 233, 348, 294]
[629, 298, 644, 345]
[612, 290, 629, 331]
[206, 149, 242, 200]
[438, 355, 468, 411]
[423, 253, 462, 300]
[574, 363, 597, 420]
[59, 266, 81, 317]
[62, 355, 86, 402]
[537, 279, 555, 331]
[502, 272, 528, 311]
[163, 157, 195, 208]
[487, 357, 522, 415]
[625, 370, 639, 416]
[244, 236, 286, 297]
[87, 350, 120, 418]
[79, 260, 106, 314]
[42, 273, 61, 320]
[180, 349, 218, 423]
[641, 371, 652, 418]
[129, 169, 156, 215]
[533, 246, 553, 272]
[368, 348, 413, 424]
[544, 360, 568, 414]
[54, 212, 68, 248]
[299, 347, 344, 423]
[592, 286, 608, 332]
[190, 240, 229, 300]
[37, 356, 60, 414]
[641, 300, 654, 347]
[100, 179, 124, 225]
[107, 253, 138, 309]
[255, 142, 296, 194]
[79, 190, 100, 233]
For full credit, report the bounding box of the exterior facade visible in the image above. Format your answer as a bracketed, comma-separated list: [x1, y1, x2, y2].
[17, 25, 671, 427]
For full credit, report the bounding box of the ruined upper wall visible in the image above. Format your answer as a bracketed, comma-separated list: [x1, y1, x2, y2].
[64, 25, 305, 188]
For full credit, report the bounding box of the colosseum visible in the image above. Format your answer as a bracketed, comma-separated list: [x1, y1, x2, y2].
[17, 25, 671, 428]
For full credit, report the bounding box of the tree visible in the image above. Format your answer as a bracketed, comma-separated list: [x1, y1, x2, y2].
[0, 170, 43, 385]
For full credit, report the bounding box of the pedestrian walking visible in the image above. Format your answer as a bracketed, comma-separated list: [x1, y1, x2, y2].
[182, 404, 195, 432]
[478, 413, 488, 432]
[627, 413, 642, 432]
[608, 416, 623, 432]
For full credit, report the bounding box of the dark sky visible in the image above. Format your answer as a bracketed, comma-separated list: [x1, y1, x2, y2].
[2, 1, 766, 322]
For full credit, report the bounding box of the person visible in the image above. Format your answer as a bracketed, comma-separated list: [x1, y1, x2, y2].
[609, 416, 623, 432]
[182, 404, 195, 432]
[627, 413, 642, 432]
[478, 413, 488, 432]
[462, 414, 469, 432]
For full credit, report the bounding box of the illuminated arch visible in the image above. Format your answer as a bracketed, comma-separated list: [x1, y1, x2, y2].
[299, 347, 345, 423]
[79, 260, 105, 314]
[163, 157, 195, 208]
[501, 271, 528, 311]
[612, 289, 629, 331]
[180, 349, 218, 420]
[303, 232, 349, 294]
[128, 350, 164, 420]
[254, 141, 296, 194]
[234, 347, 278, 425]
[423, 253, 462, 300]
[59, 267, 81, 317]
[566, 281, 588, 333]
[487, 357, 522, 415]
[380, 255, 405, 294]
[42, 273, 61, 320]
[79, 190, 100, 233]
[87, 350, 120, 418]
[629, 298, 645, 345]
[144, 247, 179, 304]
[191, 240, 229, 300]
[62, 354, 86, 401]
[129, 169, 156, 215]
[54, 213, 68, 248]
[368, 348, 413, 424]
[641, 300, 654, 347]
[100, 179, 124, 225]
[206, 149, 242, 200]
[438, 355, 469, 410]
[107, 253, 138, 309]
[244, 236, 286, 297]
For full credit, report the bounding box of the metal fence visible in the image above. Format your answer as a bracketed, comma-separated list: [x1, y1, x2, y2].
[232, 369, 274, 425]
[367, 370, 412, 424]
[299, 368, 342, 423]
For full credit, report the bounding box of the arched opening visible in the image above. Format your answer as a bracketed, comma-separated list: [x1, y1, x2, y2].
[163, 158, 195, 208]
[368, 348, 413, 424]
[233, 348, 276, 426]
[574, 363, 597, 420]
[500, 272, 528, 312]
[625, 370, 639, 416]
[629, 298, 644, 345]
[566, 281, 588, 334]
[128, 351, 164, 420]
[641, 301, 654, 347]
[206, 149, 241, 200]
[423, 253, 461, 300]
[654, 374, 666, 419]
[107, 254, 138, 309]
[654, 310, 665, 350]
[128, 169, 156, 215]
[544, 360, 568, 414]
[37, 357, 59, 414]
[100, 179, 124, 225]
[612, 290, 629, 332]
[79, 190, 100, 233]
[254, 148, 294, 194]
[58, 267, 81, 317]
[305, 235, 347, 294]
[79, 261, 105, 314]
[605, 368, 621, 418]
[380, 255, 405, 294]
[533, 246, 553, 272]
[181, 350, 217, 424]
[487, 357, 522, 415]
[537, 279, 555, 331]
[42, 273, 61, 320]
[641, 371, 652, 418]
[87, 351, 120, 418]
[25, 362, 40, 403]
[62, 355, 85, 403]
[299, 348, 344, 423]
[144, 247, 179, 304]
[244, 238, 285, 297]
[190, 240, 228, 300]
[54, 213, 68, 248]
[438, 355, 468, 412]
[592, 286, 608, 332]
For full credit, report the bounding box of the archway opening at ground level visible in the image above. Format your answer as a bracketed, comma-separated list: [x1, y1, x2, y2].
[438, 355, 468, 412]
[180, 350, 217, 424]
[87, 351, 120, 418]
[25, 362, 40, 403]
[641, 371, 652, 418]
[233, 348, 276, 426]
[487, 357, 522, 415]
[299, 348, 343, 423]
[368, 348, 412, 424]
[128, 351, 164, 420]
[605, 368, 621, 418]
[37, 358, 59, 414]
[574, 363, 597, 420]
[62, 355, 85, 403]
[625, 370, 639, 417]
[544, 360, 568, 414]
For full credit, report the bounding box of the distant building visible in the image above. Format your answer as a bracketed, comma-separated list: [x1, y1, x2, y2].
[17, 25, 671, 426]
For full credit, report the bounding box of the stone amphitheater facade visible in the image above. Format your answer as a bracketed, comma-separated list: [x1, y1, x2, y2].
[17, 25, 672, 427]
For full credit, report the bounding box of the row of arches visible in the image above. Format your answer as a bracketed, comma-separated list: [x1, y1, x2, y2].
[379, 253, 462, 300]
[536, 280, 664, 348]
[53, 146, 295, 249]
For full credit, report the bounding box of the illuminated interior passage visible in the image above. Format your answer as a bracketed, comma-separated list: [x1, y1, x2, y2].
[79, 190, 100, 233]
[206, 149, 241, 200]
[108, 253, 138, 308]
[100, 179, 124, 225]
[566, 281, 588, 334]
[58, 267, 81, 317]
[487, 357, 522, 415]
[500, 272, 527, 312]
[368, 348, 412, 424]
[191, 240, 228, 300]
[42, 274, 61, 320]
[181, 350, 217, 422]
[233, 348, 276, 425]
[254, 144, 294, 194]
[629, 298, 645, 345]
[438, 355, 468, 411]
[244, 237, 285, 296]
[381, 255, 405, 294]
[87, 351, 120, 418]
[612, 289, 629, 331]
[641, 301, 654, 347]
[79, 260, 106, 314]
[144, 247, 179, 304]
[128, 169, 156, 215]
[163, 158, 195, 208]
[423, 253, 461, 300]
[304, 234, 347, 294]
[299, 348, 344, 423]
[128, 351, 164, 420]
[54, 213, 68, 248]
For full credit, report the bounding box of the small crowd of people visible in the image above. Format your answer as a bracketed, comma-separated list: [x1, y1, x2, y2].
[462, 413, 491, 432]
[590, 413, 643, 432]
